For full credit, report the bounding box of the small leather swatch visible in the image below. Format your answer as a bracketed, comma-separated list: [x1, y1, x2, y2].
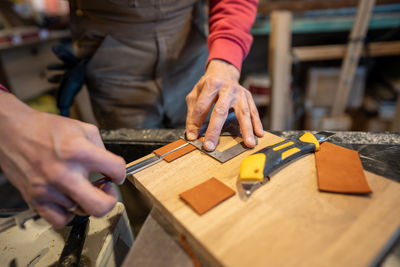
[154, 139, 196, 163]
[315, 142, 372, 194]
[179, 178, 235, 215]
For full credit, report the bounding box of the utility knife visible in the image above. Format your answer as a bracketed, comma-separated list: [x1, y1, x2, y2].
[239, 131, 334, 197]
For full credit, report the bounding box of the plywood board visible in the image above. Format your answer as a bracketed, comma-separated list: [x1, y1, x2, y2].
[128, 132, 400, 267]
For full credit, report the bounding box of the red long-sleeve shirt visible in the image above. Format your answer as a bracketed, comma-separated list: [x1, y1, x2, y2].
[0, 84, 8, 93]
[207, 0, 258, 72]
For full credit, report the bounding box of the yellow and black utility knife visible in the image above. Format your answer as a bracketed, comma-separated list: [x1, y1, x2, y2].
[239, 131, 334, 197]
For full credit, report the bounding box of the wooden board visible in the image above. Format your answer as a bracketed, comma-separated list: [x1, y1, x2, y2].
[268, 11, 293, 130]
[128, 132, 400, 267]
[293, 41, 400, 62]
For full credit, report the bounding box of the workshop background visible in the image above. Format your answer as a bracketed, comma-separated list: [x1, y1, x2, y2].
[1, 0, 400, 132]
[1, 0, 400, 265]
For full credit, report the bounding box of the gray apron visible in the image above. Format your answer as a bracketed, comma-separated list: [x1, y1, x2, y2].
[69, 0, 208, 129]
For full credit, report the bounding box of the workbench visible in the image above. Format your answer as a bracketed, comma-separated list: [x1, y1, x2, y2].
[100, 129, 400, 267]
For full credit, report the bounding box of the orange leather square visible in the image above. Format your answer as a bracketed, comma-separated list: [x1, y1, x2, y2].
[315, 142, 372, 194]
[179, 178, 235, 215]
[153, 139, 196, 163]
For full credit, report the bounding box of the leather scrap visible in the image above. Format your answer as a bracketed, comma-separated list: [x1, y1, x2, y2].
[154, 139, 196, 163]
[315, 142, 372, 194]
[179, 178, 235, 215]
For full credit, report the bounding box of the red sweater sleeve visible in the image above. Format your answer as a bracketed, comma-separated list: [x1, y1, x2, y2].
[207, 0, 258, 72]
[0, 84, 8, 93]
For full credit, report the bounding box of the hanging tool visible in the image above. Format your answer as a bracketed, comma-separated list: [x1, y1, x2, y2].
[239, 131, 334, 197]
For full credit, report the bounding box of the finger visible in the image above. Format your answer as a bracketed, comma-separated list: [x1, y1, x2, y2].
[81, 122, 105, 149]
[70, 182, 117, 216]
[186, 91, 210, 140]
[35, 202, 74, 229]
[247, 92, 264, 137]
[73, 140, 126, 185]
[30, 183, 76, 211]
[203, 92, 233, 151]
[235, 93, 256, 148]
[185, 79, 220, 140]
[101, 182, 118, 199]
[62, 174, 118, 217]
[185, 83, 201, 139]
[66, 180, 118, 216]
[70, 206, 87, 216]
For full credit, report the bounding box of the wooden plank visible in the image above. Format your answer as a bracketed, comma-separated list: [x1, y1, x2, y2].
[128, 132, 400, 267]
[293, 41, 400, 61]
[268, 11, 293, 130]
[331, 0, 376, 116]
[258, 0, 399, 14]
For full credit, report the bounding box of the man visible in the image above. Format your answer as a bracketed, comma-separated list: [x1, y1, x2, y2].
[68, 0, 264, 150]
[0, 86, 126, 228]
[0, 0, 264, 229]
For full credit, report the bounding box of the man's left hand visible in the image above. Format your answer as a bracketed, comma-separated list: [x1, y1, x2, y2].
[185, 59, 264, 151]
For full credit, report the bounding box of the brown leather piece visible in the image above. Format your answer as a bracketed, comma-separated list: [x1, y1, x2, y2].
[315, 142, 372, 194]
[163, 143, 197, 163]
[153, 139, 196, 163]
[179, 178, 235, 215]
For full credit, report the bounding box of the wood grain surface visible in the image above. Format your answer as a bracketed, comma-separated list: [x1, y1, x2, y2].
[128, 132, 400, 267]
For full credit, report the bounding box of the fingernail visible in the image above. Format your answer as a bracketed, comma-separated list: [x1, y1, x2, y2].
[204, 141, 215, 151]
[186, 132, 197, 140]
[247, 136, 255, 147]
[118, 177, 126, 185]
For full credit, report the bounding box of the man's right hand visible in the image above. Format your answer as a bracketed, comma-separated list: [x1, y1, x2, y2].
[0, 91, 126, 228]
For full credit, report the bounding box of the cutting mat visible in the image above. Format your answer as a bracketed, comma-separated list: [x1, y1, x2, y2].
[128, 131, 400, 267]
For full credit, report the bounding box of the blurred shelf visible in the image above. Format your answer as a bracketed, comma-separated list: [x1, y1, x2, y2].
[0, 26, 70, 51]
[257, 0, 400, 13]
[253, 5, 400, 35]
[293, 41, 400, 61]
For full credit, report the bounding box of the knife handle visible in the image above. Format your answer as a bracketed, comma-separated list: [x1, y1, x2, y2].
[239, 132, 320, 183]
